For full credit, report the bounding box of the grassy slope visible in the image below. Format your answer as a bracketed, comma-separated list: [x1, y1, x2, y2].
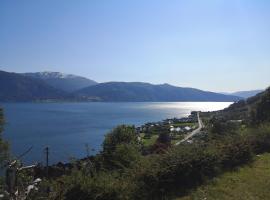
[171, 122, 196, 127]
[176, 153, 270, 200]
[141, 134, 159, 146]
[141, 134, 185, 146]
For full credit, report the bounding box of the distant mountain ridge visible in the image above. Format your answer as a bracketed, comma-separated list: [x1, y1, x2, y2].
[0, 69, 243, 102]
[215, 87, 270, 121]
[0, 70, 70, 101]
[75, 82, 242, 102]
[23, 71, 97, 92]
[230, 90, 263, 99]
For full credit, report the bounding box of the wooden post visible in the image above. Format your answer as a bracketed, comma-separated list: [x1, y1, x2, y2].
[85, 143, 90, 158]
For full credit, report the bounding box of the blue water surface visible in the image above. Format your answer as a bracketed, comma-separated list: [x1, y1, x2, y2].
[1, 102, 232, 164]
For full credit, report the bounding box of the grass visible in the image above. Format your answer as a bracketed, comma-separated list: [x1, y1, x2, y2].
[171, 135, 185, 144]
[176, 153, 270, 200]
[141, 134, 184, 146]
[141, 134, 159, 147]
[172, 122, 197, 127]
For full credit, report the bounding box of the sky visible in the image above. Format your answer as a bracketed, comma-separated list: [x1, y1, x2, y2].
[0, 0, 270, 92]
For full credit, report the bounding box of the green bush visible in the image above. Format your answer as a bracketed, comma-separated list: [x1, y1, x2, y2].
[128, 133, 256, 199]
[51, 171, 133, 200]
[108, 144, 141, 169]
[218, 135, 253, 169]
[32, 123, 270, 199]
[101, 125, 141, 170]
[102, 125, 138, 153]
[246, 124, 270, 154]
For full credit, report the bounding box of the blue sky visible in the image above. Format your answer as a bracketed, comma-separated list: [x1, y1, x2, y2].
[0, 0, 269, 92]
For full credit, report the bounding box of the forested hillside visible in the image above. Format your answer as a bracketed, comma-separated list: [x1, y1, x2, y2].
[206, 87, 270, 122]
[75, 82, 242, 102]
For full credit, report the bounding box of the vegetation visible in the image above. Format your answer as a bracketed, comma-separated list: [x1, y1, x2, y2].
[46, 87, 269, 200]
[0, 107, 8, 166]
[251, 87, 270, 123]
[32, 122, 269, 200]
[176, 153, 270, 200]
[210, 87, 270, 123]
[75, 82, 241, 102]
[101, 125, 141, 170]
[140, 115, 197, 149]
[141, 134, 158, 147]
[2, 87, 270, 199]
[0, 108, 9, 197]
[0, 69, 242, 102]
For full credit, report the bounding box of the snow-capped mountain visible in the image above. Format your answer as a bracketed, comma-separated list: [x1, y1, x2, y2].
[23, 71, 97, 92]
[0, 70, 69, 101]
[24, 71, 81, 79]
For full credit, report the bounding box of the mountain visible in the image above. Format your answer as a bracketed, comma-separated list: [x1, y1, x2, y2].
[230, 90, 263, 98]
[215, 87, 270, 121]
[23, 72, 97, 92]
[75, 82, 242, 102]
[0, 70, 70, 101]
[0, 70, 244, 102]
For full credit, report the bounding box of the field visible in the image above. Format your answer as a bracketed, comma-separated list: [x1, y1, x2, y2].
[140, 121, 197, 147]
[141, 134, 159, 146]
[176, 153, 270, 200]
[171, 122, 197, 127]
[141, 133, 185, 146]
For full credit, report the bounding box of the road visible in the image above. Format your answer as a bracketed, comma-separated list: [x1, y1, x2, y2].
[175, 112, 203, 145]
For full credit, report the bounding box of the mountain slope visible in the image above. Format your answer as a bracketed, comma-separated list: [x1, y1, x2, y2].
[75, 82, 242, 102]
[230, 90, 263, 98]
[0, 70, 70, 101]
[214, 87, 270, 121]
[23, 72, 97, 92]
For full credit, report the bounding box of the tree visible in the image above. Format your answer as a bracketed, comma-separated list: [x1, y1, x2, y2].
[254, 88, 270, 123]
[109, 144, 141, 169]
[150, 132, 171, 154]
[157, 132, 171, 144]
[101, 125, 141, 170]
[0, 107, 8, 166]
[0, 107, 9, 198]
[102, 125, 138, 153]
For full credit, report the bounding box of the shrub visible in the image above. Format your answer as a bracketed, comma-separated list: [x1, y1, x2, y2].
[51, 171, 133, 200]
[218, 135, 253, 169]
[101, 125, 141, 170]
[102, 125, 138, 153]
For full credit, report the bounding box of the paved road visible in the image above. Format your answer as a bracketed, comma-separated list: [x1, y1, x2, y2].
[175, 112, 203, 145]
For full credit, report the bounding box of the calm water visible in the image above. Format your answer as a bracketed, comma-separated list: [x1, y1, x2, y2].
[1, 102, 232, 165]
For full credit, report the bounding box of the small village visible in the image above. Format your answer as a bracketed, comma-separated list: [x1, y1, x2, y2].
[137, 111, 199, 146]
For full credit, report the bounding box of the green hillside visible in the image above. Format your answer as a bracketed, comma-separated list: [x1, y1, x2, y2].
[75, 82, 241, 102]
[176, 153, 270, 200]
[203, 87, 270, 122]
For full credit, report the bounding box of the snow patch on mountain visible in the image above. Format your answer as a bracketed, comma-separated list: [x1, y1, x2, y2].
[27, 71, 79, 79]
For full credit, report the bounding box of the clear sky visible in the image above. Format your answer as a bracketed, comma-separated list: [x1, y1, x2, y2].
[0, 0, 269, 92]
